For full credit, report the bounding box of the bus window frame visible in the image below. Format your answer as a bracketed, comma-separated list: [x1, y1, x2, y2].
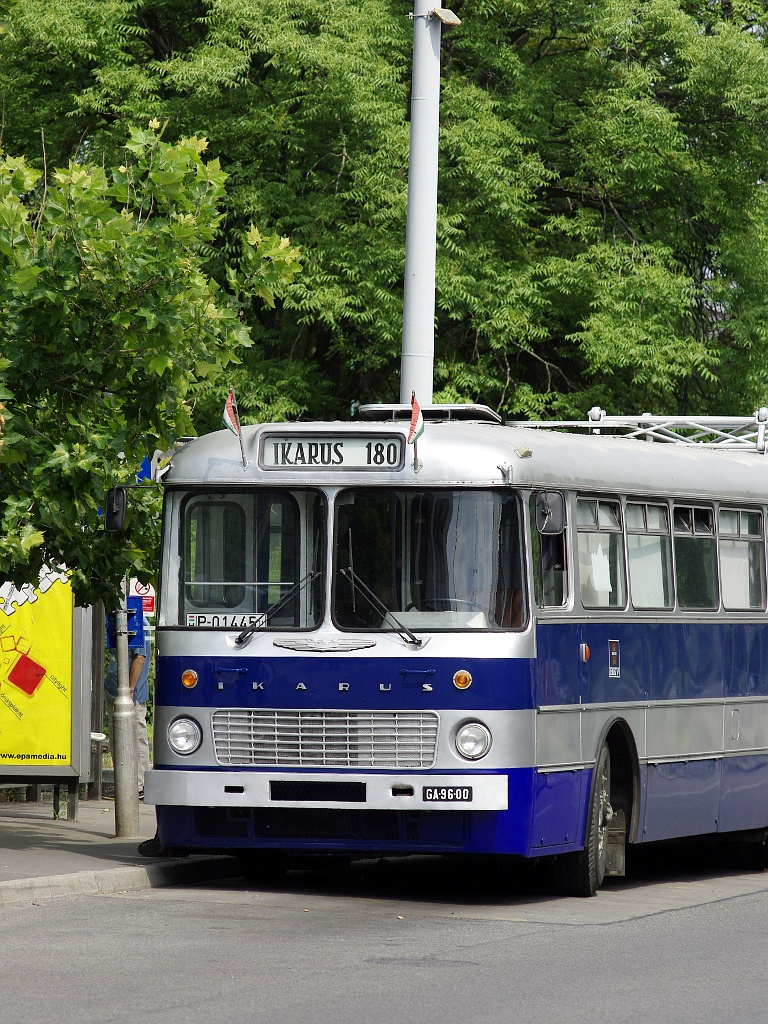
[331, 486, 530, 633]
[182, 497, 248, 611]
[529, 491, 570, 612]
[672, 502, 719, 612]
[563, 494, 768, 619]
[625, 499, 674, 612]
[172, 487, 326, 630]
[575, 494, 628, 612]
[717, 504, 767, 612]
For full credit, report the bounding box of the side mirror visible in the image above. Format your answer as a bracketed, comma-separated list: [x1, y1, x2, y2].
[105, 487, 126, 532]
[535, 491, 566, 535]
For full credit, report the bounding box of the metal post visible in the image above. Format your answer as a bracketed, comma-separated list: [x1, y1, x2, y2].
[88, 601, 105, 800]
[399, 0, 443, 405]
[113, 579, 139, 836]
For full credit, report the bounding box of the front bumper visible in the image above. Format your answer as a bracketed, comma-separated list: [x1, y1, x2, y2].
[144, 768, 508, 810]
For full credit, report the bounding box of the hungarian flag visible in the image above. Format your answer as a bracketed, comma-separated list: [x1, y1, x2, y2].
[407, 391, 424, 445]
[222, 388, 241, 436]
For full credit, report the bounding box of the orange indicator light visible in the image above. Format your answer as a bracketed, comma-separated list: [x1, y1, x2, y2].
[453, 669, 473, 690]
[181, 669, 199, 689]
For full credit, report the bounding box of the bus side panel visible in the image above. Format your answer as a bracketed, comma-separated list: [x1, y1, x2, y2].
[578, 623, 646, 705]
[641, 621, 767, 840]
[640, 759, 721, 842]
[647, 622, 723, 702]
[723, 623, 757, 698]
[527, 769, 589, 855]
[533, 622, 580, 707]
[719, 756, 768, 832]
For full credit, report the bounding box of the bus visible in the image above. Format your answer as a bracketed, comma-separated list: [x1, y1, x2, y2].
[144, 406, 768, 895]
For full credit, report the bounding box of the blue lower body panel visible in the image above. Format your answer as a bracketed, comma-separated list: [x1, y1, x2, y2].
[155, 766, 590, 858]
[638, 755, 768, 841]
[719, 754, 768, 833]
[641, 760, 721, 842]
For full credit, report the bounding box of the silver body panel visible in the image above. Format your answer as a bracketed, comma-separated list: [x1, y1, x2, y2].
[145, 769, 508, 811]
[536, 698, 768, 770]
[151, 705, 537, 775]
[149, 695, 768, 805]
[155, 623, 537, 660]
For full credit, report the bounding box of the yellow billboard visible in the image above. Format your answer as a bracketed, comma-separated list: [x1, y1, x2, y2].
[0, 569, 73, 766]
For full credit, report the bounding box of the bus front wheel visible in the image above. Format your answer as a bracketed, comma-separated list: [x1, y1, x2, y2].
[555, 744, 613, 897]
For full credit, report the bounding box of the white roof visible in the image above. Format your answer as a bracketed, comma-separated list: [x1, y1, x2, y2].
[164, 418, 768, 504]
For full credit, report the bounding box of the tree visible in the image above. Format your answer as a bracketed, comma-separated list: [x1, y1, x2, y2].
[0, 124, 301, 606]
[1, 1, 768, 421]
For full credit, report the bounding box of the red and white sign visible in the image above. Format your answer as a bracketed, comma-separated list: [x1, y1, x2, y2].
[129, 578, 156, 615]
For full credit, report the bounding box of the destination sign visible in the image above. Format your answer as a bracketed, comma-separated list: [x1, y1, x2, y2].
[260, 434, 405, 471]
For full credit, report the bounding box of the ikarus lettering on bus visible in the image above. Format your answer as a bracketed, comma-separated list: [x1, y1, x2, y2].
[260, 434, 404, 471]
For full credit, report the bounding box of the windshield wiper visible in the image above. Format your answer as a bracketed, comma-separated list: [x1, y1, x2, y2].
[338, 566, 422, 647]
[235, 571, 320, 645]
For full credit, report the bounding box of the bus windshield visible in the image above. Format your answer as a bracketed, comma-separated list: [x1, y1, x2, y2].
[333, 489, 526, 631]
[177, 489, 325, 629]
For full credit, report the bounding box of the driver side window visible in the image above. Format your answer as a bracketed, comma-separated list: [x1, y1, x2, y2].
[530, 493, 568, 608]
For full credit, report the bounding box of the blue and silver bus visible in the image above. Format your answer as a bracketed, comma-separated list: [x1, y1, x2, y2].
[144, 407, 768, 895]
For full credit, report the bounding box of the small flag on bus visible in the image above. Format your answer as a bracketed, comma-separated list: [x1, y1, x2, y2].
[407, 392, 424, 445]
[222, 387, 242, 437]
[223, 387, 248, 469]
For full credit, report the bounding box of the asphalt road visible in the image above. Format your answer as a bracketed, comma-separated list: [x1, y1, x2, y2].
[4, 845, 768, 1024]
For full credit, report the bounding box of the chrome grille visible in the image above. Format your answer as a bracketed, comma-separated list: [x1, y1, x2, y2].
[212, 709, 439, 768]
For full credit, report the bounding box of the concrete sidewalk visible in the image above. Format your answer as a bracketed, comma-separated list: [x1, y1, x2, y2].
[0, 798, 240, 907]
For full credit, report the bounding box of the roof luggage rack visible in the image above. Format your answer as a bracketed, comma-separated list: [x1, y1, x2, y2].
[509, 407, 768, 454]
[360, 403, 501, 424]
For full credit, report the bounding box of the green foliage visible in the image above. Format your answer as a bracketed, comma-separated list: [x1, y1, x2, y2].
[0, 125, 301, 605]
[2, 0, 768, 419]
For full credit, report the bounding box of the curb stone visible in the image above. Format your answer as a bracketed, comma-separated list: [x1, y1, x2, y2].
[0, 855, 241, 908]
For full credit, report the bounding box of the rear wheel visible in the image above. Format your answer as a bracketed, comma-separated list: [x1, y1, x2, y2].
[555, 744, 613, 897]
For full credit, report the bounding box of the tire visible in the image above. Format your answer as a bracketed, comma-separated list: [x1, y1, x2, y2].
[555, 744, 613, 897]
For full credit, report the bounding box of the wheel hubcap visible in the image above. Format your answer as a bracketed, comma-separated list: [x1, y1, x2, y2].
[597, 767, 612, 866]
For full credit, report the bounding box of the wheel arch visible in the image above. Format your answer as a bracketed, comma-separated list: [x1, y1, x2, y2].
[588, 717, 641, 844]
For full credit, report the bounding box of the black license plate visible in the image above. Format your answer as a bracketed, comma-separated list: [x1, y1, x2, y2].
[422, 786, 473, 803]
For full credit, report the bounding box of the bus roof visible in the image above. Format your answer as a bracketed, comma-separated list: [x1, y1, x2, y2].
[163, 418, 768, 504]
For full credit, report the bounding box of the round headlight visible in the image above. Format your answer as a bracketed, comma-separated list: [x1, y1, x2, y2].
[455, 722, 491, 760]
[168, 717, 202, 755]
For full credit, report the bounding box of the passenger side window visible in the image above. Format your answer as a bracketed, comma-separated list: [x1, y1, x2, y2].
[626, 502, 673, 609]
[576, 498, 626, 609]
[719, 508, 766, 610]
[674, 506, 718, 609]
